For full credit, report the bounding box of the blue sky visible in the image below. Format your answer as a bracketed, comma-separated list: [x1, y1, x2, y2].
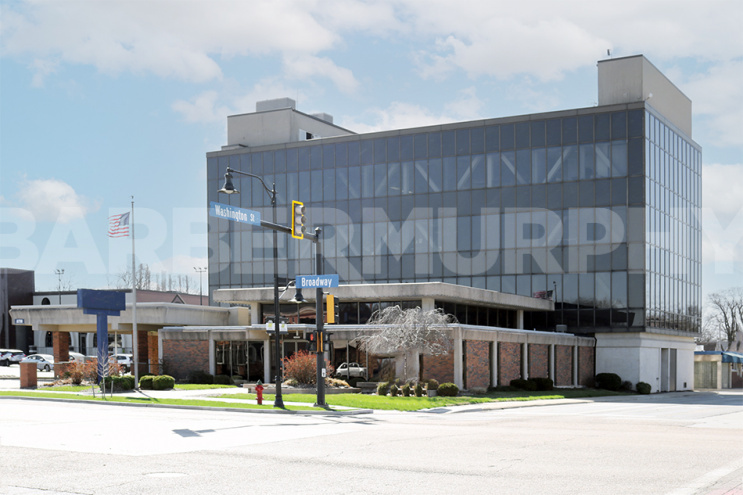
[1, 0, 741, 301]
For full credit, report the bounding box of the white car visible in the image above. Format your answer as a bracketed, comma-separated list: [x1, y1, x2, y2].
[0, 349, 26, 366]
[335, 362, 367, 379]
[112, 354, 133, 370]
[21, 354, 55, 372]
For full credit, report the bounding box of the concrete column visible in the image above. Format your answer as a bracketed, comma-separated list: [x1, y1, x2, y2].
[549, 344, 556, 382]
[421, 297, 436, 311]
[522, 342, 529, 379]
[453, 329, 463, 389]
[208, 332, 216, 376]
[263, 339, 271, 383]
[491, 341, 498, 387]
[716, 361, 722, 390]
[517, 310, 524, 329]
[573, 345, 579, 387]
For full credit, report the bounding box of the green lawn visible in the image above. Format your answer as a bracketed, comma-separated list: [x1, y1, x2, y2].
[223, 388, 626, 411]
[0, 391, 320, 411]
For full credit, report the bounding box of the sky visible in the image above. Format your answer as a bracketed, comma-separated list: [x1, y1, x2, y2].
[1, 0, 741, 302]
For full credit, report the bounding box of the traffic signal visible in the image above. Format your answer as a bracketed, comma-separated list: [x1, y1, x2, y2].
[291, 201, 306, 239]
[308, 332, 316, 352]
[326, 294, 340, 324]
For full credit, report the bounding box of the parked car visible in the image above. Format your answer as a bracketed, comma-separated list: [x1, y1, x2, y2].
[112, 354, 133, 371]
[0, 349, 26, 366]
[335, 362, 367, 379]
[21, 354, 55, 372]
[67, 352, 86, 364]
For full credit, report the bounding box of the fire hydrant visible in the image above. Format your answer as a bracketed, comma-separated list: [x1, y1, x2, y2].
[255, 380, 264, 405]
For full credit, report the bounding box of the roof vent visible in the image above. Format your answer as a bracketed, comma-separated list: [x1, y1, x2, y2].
[311, 112, 334, 124]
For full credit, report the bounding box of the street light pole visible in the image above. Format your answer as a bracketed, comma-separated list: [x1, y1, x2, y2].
[55, 268, 64, 304]
[194, 267, 207, 305]
[219, 167, 284, 408]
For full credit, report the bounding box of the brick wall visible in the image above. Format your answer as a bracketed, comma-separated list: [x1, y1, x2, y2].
[147, 332, 159, 375]
[52, 332, 70, 378]
[135, 329, 149, 378]
[498, 342, 522, 385]
[578, 346, 595, 386]
[554, 345, 574, 386]
[162, 340, 209, 381]
[528, 344, 549, 379]
[421, 353, 454, 384]
[464, 341, 490, 389]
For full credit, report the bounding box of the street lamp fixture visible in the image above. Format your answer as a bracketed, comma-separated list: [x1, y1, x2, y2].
[218, 166, 284, 408]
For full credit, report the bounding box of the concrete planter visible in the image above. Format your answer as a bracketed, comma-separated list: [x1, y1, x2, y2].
[427, 389, 437, 397]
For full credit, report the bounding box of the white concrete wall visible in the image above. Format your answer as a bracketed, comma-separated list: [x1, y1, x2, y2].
[596, 332, 696, 392]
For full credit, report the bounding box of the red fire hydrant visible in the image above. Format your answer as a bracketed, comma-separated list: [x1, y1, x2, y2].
[255, 380, 264, 405]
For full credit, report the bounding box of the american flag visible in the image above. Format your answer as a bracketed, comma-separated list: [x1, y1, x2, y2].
[107, 212, 130, 238]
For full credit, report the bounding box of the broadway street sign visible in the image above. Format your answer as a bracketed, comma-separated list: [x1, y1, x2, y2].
[295, 274, 339, 289]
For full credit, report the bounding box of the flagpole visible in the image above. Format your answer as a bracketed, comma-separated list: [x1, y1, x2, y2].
[131, 197, 139, 386]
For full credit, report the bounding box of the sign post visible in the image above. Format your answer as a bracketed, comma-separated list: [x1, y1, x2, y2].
[77, 289, 125, 384]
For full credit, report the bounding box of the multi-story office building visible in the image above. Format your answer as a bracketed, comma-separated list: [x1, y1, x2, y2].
[207, 55, 701, 390]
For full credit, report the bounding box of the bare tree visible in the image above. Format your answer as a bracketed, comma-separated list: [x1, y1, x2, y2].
[359, 306, 455, 382]
[705, 288, 743, 350]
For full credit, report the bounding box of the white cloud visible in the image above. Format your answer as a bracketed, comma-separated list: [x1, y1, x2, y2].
[702, 163, 743, 269]
[172, 91, 231, 123]
[682, 60, 743, 147]
[17, 178, 96, 223]
[282, 54, 359, 94]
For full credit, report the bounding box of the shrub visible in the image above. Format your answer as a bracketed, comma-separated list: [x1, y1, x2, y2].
[326, 377, 348, 387]
[101, 375, 135, 392]
[491, 385, 518, 392]
[427, 378, 439, 391]
[389, 384, 399, 397]
[283, 378, 298, 387]
[376, 381, 390, 396]
[636, 382, 652, 394]
[139, 375, 156, 390]
[414, 383, 423, 397]
[621, 380, 634, 392]
[595, 373, 622, 391]
[469, 387, 487, 395]
[531, 377, 554, 391]
[283, 350, 334, 385]
[437, 383, 459, 397]
[214, 374, 233, 385]
[189, 370, 214, 384]
[402, 383, 411, 397]
[152, 375, 175, 390]
[509, 378, 529, 390]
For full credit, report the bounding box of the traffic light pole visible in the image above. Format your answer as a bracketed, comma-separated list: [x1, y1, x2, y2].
[313, 227, 327, 408]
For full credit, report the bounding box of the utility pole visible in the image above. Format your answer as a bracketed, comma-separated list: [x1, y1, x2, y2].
[55, 269, 64, 305]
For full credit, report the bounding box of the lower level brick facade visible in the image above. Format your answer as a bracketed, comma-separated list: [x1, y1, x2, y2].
[163, 340, 209, 380]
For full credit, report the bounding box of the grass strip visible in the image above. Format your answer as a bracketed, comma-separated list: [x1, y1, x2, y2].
[0, 391, 320, 411]
[222, 389, 626, 411]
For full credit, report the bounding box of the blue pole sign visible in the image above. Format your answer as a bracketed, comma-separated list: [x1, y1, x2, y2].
[295, 274, 339, 289]
[210, 201, 261, 226]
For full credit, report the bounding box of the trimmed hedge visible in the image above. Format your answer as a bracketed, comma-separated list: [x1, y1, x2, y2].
[101, 375, 135, 392]
[636, 382, 652, 394]
[401, 384, 411, 397]
[531, 377, 554, 391]
[437, 382, 459, 397]
[414, 383, 423, 397]
[510, 378, 537, 391]
[189, 370, 214, 384]
[595, 373, 623, 391]
[427, 378, 439, 391]
[153, 375, 175, 390]
[376, 381, 390, 396]
[214, 374, 233, 385]
[389, 384, 400, 397]
[139, 375, 156, 390]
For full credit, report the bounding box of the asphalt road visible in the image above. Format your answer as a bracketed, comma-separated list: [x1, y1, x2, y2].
[0, 391, 741, 494]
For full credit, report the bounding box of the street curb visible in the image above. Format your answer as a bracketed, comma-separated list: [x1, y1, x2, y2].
[0, 395, 373, 416]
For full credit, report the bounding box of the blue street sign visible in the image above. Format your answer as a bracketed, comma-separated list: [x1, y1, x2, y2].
[210, 201, 261, 226]
[295, 274, 339, 289]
